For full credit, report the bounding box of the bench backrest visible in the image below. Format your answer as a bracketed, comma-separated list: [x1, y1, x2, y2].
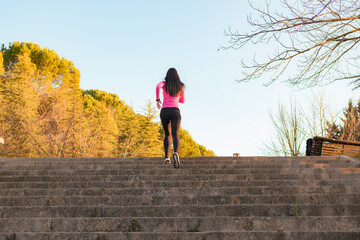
[308, 136, 360, 156]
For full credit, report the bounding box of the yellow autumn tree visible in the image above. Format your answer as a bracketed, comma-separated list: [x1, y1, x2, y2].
[0, 51, 40, 157]
[81, 93, 118, 157]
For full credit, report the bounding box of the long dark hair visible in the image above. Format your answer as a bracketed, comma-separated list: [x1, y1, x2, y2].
[164, 68, 184, 97]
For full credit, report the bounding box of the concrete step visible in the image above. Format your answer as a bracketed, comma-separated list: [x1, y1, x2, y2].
[0, 156, 351, 165]
[1, 185, 359, 197]
[1, 216, 360, 232]
[0, 156, 340, 163]
[1, 167, 360, 176]
[1, 172, 359, 183]
[1, 204, 359, 218]
[0, 179, 358, 189]
[3, 157, 356, 169]
[0, 156, 342, 163]
[2, 162, 355, 171]
[1, 194, 360, 207]
[1, 231, 360, 240]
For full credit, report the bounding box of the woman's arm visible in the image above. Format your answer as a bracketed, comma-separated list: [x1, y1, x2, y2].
[156, 81, 164, 100]
[179, 88, 185, 103]
[156, 81, 164, 109]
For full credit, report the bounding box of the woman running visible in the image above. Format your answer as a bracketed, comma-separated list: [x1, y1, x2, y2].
[156, 68, 185, 168]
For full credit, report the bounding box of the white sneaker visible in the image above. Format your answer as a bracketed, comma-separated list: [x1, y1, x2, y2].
[173, 152, 180, 168]
[164, 158, 171, 165]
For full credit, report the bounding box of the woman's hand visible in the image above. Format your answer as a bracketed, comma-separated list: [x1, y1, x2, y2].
[157, 100, 162, 109]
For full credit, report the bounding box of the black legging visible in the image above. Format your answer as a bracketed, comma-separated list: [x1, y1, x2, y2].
[160, 107, 181, 158]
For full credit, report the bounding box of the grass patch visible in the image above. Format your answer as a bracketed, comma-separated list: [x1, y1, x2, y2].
[122, 219, 142, 232]
[174, 229, 183, 240]
[186, 219, 202, 232]
[294, 201, 304, 217]
[350, 154, 360, 160]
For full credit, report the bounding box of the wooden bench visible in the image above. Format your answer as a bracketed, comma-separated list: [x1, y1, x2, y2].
[306, 136, 360, 156]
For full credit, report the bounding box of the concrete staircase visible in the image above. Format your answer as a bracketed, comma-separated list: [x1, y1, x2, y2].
[0, 156, 359, 240]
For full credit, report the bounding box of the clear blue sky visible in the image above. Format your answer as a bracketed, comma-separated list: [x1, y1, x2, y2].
[2, 0, 359, 156]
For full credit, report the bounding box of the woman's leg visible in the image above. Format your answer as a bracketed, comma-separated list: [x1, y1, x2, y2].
[171, 118, 181, 153]
[163, 123, 171, 158]
[171, 110, 181, 153]
[160, 109, 171, 158]
[171, 109, 181, 168]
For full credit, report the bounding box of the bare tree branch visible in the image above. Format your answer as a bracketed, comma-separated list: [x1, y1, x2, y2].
[223, 0, 360, 88]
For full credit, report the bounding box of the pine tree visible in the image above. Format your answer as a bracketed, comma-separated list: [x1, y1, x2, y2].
[83, 89, 140, 157]
[1, 42, 84, 157]
[0, 51, 4, 76]
[81, 94, 118, 157]
[136, 101, 162, 157]
[0, 51, 40, 157]
[327, 100, 360, 141]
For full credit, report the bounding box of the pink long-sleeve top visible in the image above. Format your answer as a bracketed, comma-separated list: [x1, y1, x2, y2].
[156, 81, 185, 109]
